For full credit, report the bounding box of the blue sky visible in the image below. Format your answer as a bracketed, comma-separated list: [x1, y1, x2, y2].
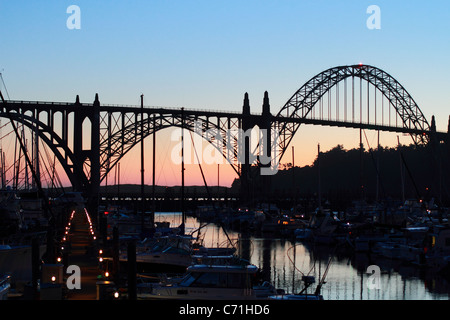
[1, 1, 450, 186]
[1, 1, 448, 119]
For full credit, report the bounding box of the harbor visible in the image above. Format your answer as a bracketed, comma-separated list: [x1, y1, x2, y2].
[1, 3, 450, 309]
[5, 207, 448, 301]
[1, 86, 450, 302]
[1, 86, 450, 301]
[98, 210, 450, 300]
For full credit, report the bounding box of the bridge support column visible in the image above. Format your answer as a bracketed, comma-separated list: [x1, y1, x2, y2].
[428, 115, 441, 203]
[240, 93, 251, 204]
[88, 94, 101, 224]
[72, 95, 87, 192]
[260, 91, 272, 205]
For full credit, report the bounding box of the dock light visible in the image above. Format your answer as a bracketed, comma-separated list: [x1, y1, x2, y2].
[51, 276, 56, 283]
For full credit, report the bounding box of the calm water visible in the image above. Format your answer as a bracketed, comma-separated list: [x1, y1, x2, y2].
[155, 212, 450, 300]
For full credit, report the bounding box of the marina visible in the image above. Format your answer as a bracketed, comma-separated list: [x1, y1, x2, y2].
[150, 212, 450, 300]
[1, 3, 450, 307]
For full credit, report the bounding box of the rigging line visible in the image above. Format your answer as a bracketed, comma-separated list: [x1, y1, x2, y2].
[0, 121, 12, 132]
[188, 130, 210, 196]
[313, 245, 339, 296]
[155, 129, 173, 187]
[38, 151, 52, 189]
[188, 129, 235, 249]
[398, 143, 422, 200]
[4, 154, 18, 177]
[0, 128, 16, 141]
[41, 139, 64, 192]
[286, 244, 305, 276]
[362, 129, 387, 199]
[287, 243, 318, 279]
[0, 73, 10, 100]
[5, 110, 55, 220]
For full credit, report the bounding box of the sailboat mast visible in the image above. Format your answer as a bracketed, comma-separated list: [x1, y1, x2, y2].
[152, 114, 156, 227]
[292, 146, 295, 212]
[398, 136, 405, 202]
[318, 144, 322, 211]
[0, 149, 4, 189]
[34, 118, 40, 190]
[140, 94, 145, 234]
[181, 107, 185, 234]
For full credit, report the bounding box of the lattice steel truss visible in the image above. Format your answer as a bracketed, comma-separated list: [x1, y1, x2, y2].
[274, 64, 431, 166]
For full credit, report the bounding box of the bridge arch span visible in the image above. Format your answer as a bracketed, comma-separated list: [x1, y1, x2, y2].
[100, 112, 241, 183]
[0, 110, 87, 190]
[275, 64, 431, 164]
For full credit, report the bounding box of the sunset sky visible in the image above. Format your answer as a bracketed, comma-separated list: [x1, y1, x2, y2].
[1, 1, 449, 188]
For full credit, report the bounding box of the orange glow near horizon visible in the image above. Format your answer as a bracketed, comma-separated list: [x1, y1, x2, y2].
[1, 123, 418, 190]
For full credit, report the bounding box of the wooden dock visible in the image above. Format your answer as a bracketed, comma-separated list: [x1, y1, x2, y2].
[64, 209, 100, 300]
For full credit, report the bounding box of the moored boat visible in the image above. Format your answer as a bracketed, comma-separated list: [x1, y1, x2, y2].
[119, 234, 194, 273]
[136, 264, 276, 300]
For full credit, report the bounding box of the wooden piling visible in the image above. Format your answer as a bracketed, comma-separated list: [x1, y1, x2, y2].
[127, 241, 136, 300]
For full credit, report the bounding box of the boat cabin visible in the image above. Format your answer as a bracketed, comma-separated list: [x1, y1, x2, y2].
[179, 264, 258, 289]
[138, 264, 262, 299]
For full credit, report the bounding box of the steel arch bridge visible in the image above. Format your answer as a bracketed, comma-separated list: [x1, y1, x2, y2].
[272, 64, 433, 168]
[0, 64, 446, 205]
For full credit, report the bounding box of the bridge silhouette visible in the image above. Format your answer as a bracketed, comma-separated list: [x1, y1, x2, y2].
[1, 64, 448, 215]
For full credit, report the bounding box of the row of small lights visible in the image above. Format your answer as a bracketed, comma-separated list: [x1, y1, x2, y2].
[57, 210, 76, 265]
[95, 218, 120, 299]
[84, 208, 97, 241]
[58, 209, 97, 263]
[58, 208, 120, 298]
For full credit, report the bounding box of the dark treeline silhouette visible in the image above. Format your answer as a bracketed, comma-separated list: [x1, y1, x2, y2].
[232, 142, 450, 210]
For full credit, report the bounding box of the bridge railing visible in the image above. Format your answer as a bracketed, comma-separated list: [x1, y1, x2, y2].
[3, 99, 251, 116]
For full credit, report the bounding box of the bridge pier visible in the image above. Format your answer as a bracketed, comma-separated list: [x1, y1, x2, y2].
[73, 95, 87, 191]
[428, 115, 441, 203]
[260, 91, 272, 205]
[89, 94, 101, 223]
[240, 92, 251, 204]
[72, 94, 101, 223]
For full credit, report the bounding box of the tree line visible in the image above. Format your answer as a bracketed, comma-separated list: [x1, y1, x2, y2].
[231, 142, 450, 210]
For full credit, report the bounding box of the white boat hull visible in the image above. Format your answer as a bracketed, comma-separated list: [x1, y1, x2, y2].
[139, 286, 257, 300]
